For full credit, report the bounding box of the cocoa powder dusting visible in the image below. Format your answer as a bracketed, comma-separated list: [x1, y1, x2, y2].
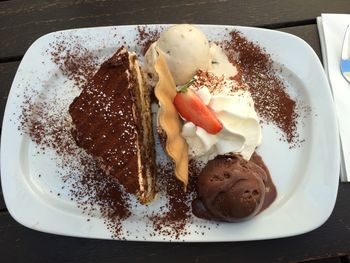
[137, 26, 161, 55]
[48, 34, 99, 88]
[70, 155, 131, 238]
[20, 92, 76, 156]
[150, 162, 198, 239]
[222, 30, 300, 145]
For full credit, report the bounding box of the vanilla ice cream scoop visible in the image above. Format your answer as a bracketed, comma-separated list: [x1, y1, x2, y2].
[145, 24, 211, 85]
[144, 24, 238, 86]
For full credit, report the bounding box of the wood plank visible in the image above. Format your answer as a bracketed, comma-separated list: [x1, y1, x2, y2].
[0, 61, 19, 211]
[0, 183, 348, 262]
[301, 257, 343, 263]
[300, 258, 343, 263]
[0, 61, 19, 124]
[0, 191, 5, 211]
[0, 0, 350, 58]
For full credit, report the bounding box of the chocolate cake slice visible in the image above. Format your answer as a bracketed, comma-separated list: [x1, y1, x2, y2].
[69, 47, 156, 203]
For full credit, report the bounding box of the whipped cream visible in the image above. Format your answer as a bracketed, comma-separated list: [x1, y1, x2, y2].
[182, 72, 261, 164]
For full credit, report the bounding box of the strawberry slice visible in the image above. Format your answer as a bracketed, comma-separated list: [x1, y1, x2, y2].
[173, 81, 223, 134]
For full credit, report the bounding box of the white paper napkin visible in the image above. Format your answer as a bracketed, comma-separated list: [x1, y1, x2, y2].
[317, 14, 350, 182]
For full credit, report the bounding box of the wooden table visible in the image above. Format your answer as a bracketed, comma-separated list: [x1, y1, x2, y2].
[0, 1, 350, 262]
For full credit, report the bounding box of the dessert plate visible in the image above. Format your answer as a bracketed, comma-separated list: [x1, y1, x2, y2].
[1, 25, 340, 241]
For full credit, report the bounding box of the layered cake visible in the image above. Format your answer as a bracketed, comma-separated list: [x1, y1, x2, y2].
[69, 47, 156, 203]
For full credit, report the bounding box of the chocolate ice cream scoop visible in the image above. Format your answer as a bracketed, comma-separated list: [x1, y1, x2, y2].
[192, 153, 276, 222]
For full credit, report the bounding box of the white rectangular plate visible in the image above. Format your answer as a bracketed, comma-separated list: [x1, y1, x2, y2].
[1, 25, 340, 241]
